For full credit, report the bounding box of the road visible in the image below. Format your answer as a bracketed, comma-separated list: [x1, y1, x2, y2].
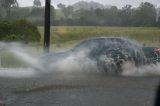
[0, 72, 159, 106]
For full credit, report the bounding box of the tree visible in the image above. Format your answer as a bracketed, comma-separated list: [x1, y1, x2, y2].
[57, 4, 74, 24]
[0, 0, 18, 7]
[157, 17, 160, 27]
[29, 0, 43, 25]
[50, 5, 55, 25]
[0, 0, 18, 19]
[33, 0, 41, 7]
[156, 8, 160, 24]
[66, 6, 74, 19]
[137, 2, 156, 26]
[120, 5, 133, 26]
[0, 6, 6, 19]
[29, 7, 44, 25]
[57, 3, 66, 9]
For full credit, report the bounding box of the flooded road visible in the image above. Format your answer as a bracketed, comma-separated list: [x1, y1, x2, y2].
[1, 41, 160, 106]
[0, 72, 159, 106]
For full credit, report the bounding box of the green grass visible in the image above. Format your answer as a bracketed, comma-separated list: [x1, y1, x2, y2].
[38, 26, 160, 46]
[0, 51, 27, 68]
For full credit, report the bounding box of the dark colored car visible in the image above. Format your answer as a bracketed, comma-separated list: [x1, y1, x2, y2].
[43, 37, 155, 74]
[71, 37, 146, 74]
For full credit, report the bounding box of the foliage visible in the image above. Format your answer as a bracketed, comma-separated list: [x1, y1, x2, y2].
[10, 7, 30, 20]
[55, 2, 159, 27]
[135, 2, 157, 26]
[28, 6, 44, 25]
[0, 1, 159, 27]
[0, 0, 18, 8]
[33, 0, 41, 7]
[0, 0, 18, 18]
[0, 2, 55, 26]
[57, 3, 66, 9]
[71, 1, 106, 11]
[28, 5, 55, 26]
[0, 19, 41, 43]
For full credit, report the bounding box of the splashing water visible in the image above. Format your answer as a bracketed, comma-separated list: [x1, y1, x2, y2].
[121, 62, 160, 76]
[0, 42, 99, 78]
[0, 39, 160, 78]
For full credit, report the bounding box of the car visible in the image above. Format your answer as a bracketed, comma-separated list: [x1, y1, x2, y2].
[71, 37, 146, 74]
[42, 37, 154, 75]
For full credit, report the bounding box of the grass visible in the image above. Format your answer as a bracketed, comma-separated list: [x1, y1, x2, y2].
[38, 26, 160, 46]
[0, 51, 27, 68]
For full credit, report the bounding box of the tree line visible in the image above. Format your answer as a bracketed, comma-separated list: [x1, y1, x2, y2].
[56, 2, 160, 27]
[0, 0, 160, 27]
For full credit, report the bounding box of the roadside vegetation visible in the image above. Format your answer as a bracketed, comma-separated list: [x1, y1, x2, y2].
[38, 26, 160, 47]
[0, 19, 41, 43]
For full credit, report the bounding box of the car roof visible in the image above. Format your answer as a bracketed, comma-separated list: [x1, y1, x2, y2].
[84, 37, 126, 41]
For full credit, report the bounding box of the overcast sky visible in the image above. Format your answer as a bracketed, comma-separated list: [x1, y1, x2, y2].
[17, 0, 160, 8]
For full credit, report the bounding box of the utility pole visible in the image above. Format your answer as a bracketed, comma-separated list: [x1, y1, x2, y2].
[44, 0, 51, 53]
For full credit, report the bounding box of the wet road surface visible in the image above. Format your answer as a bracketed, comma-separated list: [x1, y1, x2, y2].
[0, 73, 159, 106]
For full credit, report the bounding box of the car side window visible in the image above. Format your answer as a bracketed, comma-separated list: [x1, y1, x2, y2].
[73, 39, 101, 51]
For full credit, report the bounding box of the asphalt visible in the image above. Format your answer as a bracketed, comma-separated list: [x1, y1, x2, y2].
[0, 73, 159, 106]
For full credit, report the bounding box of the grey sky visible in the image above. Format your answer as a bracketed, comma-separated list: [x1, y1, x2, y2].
[18, 0, 160, 8]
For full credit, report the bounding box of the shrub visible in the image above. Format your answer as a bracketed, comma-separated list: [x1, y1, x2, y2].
[0, 21, 13, 39]
[0, 19, 41, 43]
